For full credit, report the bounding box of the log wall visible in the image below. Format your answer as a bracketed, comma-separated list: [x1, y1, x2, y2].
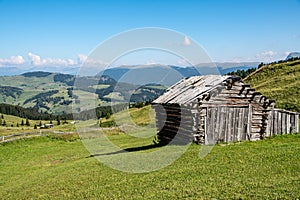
[266, 109, 299, 136]
[204, 106, 249, 144]
[153, 77, 299, 145]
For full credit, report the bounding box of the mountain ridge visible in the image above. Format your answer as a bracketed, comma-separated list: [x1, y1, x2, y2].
[286, 52, 300, 60]
[0, 62, 259, 77]
[99, 62, 258, 85]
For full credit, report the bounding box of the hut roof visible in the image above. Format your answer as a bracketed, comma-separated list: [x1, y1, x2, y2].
[153, 75, 237, 104]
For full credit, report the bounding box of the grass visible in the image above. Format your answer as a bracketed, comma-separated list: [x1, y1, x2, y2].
[90, 84, 110, 89]
[0, 105, 156, 137]
[100, 105, 154, 126]
[99, 105, 157, 137]
[244, 59, 300, 112]
[0, 114, 76, 136]
[0, 134, 299, 199]
[103, 92, 124, 101]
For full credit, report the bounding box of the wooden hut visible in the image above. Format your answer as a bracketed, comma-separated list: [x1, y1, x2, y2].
[152, 75, 299, 145]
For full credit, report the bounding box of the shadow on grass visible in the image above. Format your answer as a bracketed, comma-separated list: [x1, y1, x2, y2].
[89, 143, 163, 157]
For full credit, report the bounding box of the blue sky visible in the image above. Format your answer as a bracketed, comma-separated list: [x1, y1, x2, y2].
[0, 0, 300, 69]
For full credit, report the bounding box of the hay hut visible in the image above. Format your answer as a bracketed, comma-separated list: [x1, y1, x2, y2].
[152, 75, 299, 145]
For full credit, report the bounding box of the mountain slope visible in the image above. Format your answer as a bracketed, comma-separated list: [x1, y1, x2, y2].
[286, 52, 300, 60]
[244, 59, 300, 112]
[0, 72, 166, 114]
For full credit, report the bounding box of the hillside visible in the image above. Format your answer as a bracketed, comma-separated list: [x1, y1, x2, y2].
[0, 72, 166, 114]
[0, 103, 154, 136]
[0, 134, 299, 199]
[0, 113, 75, 136]
[244, 59, 300, 112]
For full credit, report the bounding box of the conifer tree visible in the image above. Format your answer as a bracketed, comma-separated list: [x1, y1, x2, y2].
[25, 118, 30, 126]
[57, 116, 61, 125]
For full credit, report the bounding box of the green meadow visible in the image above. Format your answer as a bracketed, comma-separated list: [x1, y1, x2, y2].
[0, 134, 299, 199]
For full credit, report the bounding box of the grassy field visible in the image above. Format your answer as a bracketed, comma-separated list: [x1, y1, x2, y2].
[0, 105, 154, 137]
[0, 113, 76, 136]
[98, 105, 157, 138]
[100, 105, 154, 126]
[244, 59, 300, 112]
[0, 133, 299, 199]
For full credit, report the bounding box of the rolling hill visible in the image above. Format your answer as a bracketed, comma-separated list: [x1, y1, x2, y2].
[244, 58, 300, 112]
[0, 72, 166, 114]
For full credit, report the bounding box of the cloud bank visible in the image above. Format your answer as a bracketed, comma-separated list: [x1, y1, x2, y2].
[28, 52, 77, 67]
[230, 50, 290, 63]
[0, 53, 88, 68]
[0, 55, 25, 66]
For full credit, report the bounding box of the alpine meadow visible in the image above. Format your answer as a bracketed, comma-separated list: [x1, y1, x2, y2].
[1, 1, 300, 199]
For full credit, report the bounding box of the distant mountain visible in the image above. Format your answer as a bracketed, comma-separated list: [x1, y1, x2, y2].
[0, 62, 259, 113]
[0, 66, 79, 76]
[21, 71, 53, 77]
[0, 62, 258, 77]
[0, 67, 29, 76]
[286, 52, 300, 60]
[98, 62, 259, 85]
[100, 65, 184, 86]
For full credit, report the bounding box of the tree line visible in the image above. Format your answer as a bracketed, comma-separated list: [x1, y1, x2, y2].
[0, 102, 134, 121]
[226, 67, 257, 78]
[0, 86, 23, 99]
[0, 113, 30, 127]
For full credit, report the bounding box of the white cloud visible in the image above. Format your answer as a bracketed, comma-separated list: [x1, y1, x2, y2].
[68, 59, 76, 65]
[28, 52, 42, 65]
[79, 56, 108, 67]
[284, 51, 291, 56]
[145, 59, 157, 65]
[255, 50, 280, 62]
[183, 36, 191, 46]
[177, 58, 190, 66]
[28, 52, 76, 67]
[77, 54, 88, 64]
[258, 50, 278, 57]
[227, 51, 289, 63]
[0, 55, 25, 66]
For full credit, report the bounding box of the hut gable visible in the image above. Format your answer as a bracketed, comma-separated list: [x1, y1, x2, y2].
[152, 75, 299, 145]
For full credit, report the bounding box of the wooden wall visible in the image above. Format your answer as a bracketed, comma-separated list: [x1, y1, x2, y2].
[266, 109, 299, 137]
[204, 106, 250, 144]
[153, 79, 299, 145]
[200, 81, 275, 143]
[152, 103, 197, 145]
